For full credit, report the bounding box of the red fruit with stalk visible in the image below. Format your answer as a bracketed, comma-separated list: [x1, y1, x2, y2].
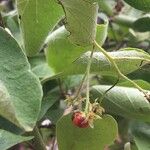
[72, 112, 89, 128]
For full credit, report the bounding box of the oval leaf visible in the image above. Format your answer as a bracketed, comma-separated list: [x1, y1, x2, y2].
[57, 114, 118, 150]
[91, 85, 150, 122]
[59, 0, 98, 46]
[0, 27, 42, 131]
[0, 129, 33, 150]
[124, 0, 150, 12]
[131, 122, 150, 150]
[16, 0, 63, 56]
[133, 16, 150, 32]
[72, 48, 150, 76]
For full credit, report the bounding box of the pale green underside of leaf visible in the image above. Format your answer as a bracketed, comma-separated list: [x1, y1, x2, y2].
[46, 26, 150, 76]
[59, 0, 98, 46]
[124, 0, 150, 12]
[0, 27, 42, 131]
[91, 85, 150, 122]
[72, 49, 150, 76]
[0, 129, 33, 150]
[57, 114, 118, 150]
[16, 0, 63, 56]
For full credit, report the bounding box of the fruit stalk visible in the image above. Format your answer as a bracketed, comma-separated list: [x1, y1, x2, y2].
[85, 47, 94, 114]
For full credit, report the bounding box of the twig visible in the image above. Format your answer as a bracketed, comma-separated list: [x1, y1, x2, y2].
[94, 40, 149, 100]
[99, 77, 120, 102]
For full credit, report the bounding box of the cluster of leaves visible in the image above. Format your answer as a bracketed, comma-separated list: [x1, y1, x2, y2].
[0, 0, 150, 150]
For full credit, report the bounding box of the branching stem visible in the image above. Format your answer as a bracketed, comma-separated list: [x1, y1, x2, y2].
[94, 40, 148, 97]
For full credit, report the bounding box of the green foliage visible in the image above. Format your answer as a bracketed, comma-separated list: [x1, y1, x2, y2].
[0, 0, 150, 149]
[59, 0, 98, 46]
[28, 54, 54, 79]
[38, 87, 60, 120]
[131, 122, 150, 150]
[0, 27, 42, 131]
[118, 80, 150, 90]
[57, 114, 118, 150]
[124, 0, 150, 12]
[45, 22, 109, 75]
[133, 16, 150, 32]
[0, 129, 33, 150]
[91, 85, 150, 122]
[134, 136, 150, 150]
[47, 38, 150, 75]
[16, 0, 63, 56]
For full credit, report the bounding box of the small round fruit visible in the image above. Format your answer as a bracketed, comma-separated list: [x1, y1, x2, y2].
[72, 112, 89, 128]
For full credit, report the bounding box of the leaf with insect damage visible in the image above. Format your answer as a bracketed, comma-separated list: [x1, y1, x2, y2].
[58, 0, 98, 46]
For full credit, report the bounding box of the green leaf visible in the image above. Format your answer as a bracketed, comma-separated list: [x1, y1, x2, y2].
[131, 122, 150, 150]
[57, 114, 118, 150]
[128, 64, 150, 83]
[117, 80, 150, 90]
[0, 27, 42, 131]
[46, 26, 150, 76]
[124, 0, 150, 12]
[72, 48, 150, 76]
[0, 116, 23, 134]
[134, 135, 150, 150]
[28, 54, 54, 79]
[6, 16, 22, 45]
[16, 0, 63, 56]
[133, 15, 150, 32]
[45, 23, 109, 74]
[91, 85, 150, 122]
[38, 87, 60, 120]
[0, 129, 33, 150]
[46, 108, 64, 124]
[96, 14, 108, 46]
[45, 26, 90, 74]
[63, 75, 83, 90]
[59, 0, 98, 46]
[98, 0, 114, 16]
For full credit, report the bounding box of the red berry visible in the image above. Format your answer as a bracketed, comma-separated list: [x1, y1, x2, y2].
[72, 112, 89, 128]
